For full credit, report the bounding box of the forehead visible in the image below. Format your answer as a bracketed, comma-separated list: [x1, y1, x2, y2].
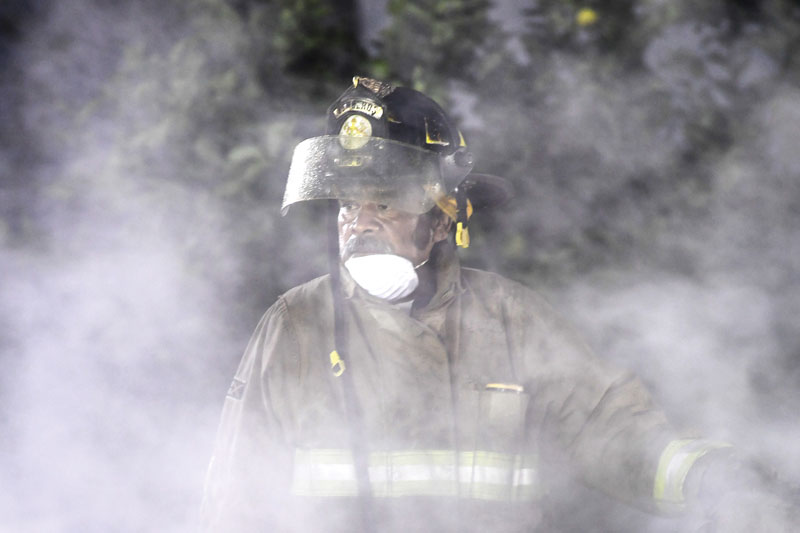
[339, 201, 420, 223]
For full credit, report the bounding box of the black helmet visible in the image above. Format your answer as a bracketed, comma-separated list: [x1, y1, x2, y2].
[282, 77, 512, 245]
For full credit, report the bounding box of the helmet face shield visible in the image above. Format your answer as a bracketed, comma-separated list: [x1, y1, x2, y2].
[281, 135, 446, 215]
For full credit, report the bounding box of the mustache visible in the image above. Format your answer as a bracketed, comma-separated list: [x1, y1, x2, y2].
[341, 235, 394, 258]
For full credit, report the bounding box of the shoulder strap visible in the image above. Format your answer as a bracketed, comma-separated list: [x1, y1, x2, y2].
[326, 200, 375, 532]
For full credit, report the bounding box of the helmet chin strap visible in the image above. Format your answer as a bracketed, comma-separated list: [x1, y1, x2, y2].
[413, 228, 433, 270]
[454, 185, 470, 248]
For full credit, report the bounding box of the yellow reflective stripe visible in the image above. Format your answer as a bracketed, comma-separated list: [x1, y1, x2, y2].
[374, 479, 457, 498]
[653, 439, 732, 511]
[292, 449, 541, 501]
[294, 449, 530, 468]
[383, 449, 455, 467]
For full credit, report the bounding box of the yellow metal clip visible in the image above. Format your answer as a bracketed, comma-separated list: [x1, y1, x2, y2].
[455, 222, 470, 248]
[330, 350, 346, 377]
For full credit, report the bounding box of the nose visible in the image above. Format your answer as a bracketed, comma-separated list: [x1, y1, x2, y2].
[351, 204, 383, 234]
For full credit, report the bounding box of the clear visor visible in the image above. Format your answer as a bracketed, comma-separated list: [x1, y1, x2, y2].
[281, 136, 446, 215]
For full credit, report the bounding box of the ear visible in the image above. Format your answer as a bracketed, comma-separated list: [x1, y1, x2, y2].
[431, 210, 453, 244]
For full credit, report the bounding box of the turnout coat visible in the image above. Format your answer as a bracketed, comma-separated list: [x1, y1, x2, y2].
[202, 245, 712, 532]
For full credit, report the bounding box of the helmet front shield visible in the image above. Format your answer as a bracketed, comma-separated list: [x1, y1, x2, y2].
[281, 136, 447, 215]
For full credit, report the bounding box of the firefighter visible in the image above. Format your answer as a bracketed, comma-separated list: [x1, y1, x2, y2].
[201, 77, 796, 532]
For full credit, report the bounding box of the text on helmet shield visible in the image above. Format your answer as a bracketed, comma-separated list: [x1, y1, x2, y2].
[332, 98, 384, 119]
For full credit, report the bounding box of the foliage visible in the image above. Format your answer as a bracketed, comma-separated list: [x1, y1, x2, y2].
[2, 0, 799, 296]
[378, 0, 495, 99]
[3, 0, 800, 302]
[267, 0, 368, 98]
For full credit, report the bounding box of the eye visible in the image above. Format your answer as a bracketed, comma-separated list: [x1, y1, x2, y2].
[376, 204, 389, 211]
[340, 200, 360, 211]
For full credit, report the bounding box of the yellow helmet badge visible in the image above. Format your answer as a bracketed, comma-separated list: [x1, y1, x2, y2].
[339, 114, 372, 149]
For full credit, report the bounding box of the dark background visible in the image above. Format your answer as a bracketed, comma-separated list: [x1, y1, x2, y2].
[2, 0, 800, 531]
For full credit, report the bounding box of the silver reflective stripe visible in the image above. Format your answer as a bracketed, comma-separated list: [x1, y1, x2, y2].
[292, 449, 540, 501]
[653, 439, 732, 512]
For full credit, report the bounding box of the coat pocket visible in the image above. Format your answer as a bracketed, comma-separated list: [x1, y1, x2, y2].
[457, 384, 539, 503]
[460, 383, 530, 453]
[477, 385, 530, 452]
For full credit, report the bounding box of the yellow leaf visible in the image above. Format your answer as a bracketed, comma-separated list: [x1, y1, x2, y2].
[576, 7, 598, 27]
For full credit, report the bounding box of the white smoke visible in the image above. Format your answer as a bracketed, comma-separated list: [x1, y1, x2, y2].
[540, 18, 800, 503]
[3, 2, 800, 532]
[458, 11, 800, 529]
[0, 1, 282, 531]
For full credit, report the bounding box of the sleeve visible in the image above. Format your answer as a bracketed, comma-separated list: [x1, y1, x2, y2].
[200, 298, 301, 532]
[679, 445, 800, 531]
[514, 291, 727, 513]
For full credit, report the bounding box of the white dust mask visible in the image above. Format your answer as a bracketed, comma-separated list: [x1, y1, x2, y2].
[344, 254, 419, 301]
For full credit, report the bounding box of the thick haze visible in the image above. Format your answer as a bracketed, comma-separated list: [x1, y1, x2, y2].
[1, 1, 799, 531]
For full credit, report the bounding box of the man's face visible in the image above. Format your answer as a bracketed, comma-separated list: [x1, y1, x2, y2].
[338, 201, 451, 266]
